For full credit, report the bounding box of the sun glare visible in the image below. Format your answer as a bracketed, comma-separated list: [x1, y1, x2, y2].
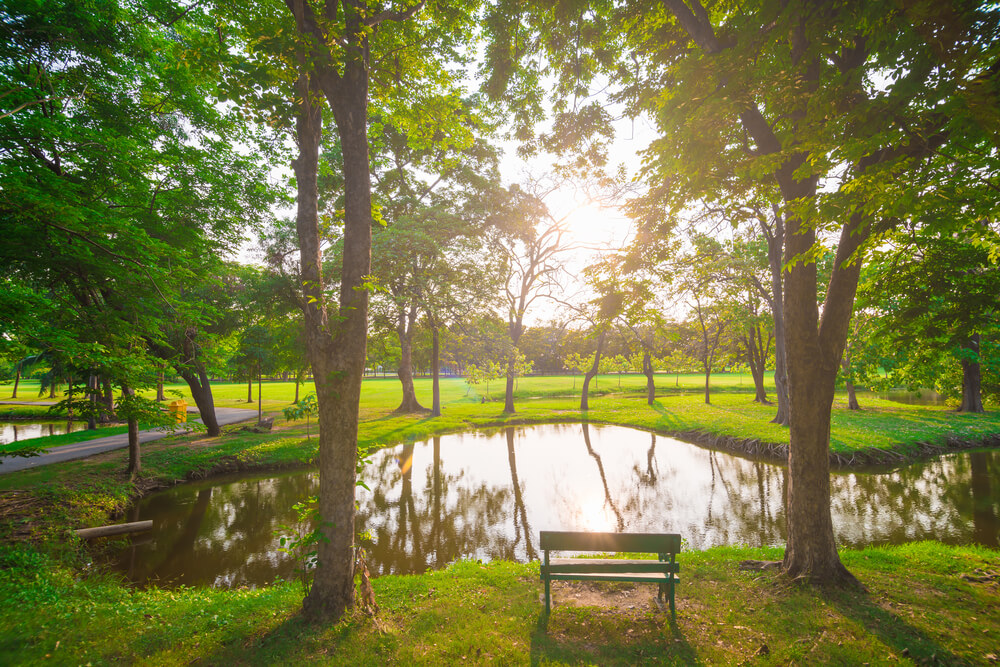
[563, 202, 632, 256]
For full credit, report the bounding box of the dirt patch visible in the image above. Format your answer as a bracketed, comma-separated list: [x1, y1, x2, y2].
[546, 580, 665, 616]
[0, 489, 49, 540]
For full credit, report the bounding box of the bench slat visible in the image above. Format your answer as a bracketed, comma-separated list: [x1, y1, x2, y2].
[547, 572, 681, 583]
[543, 561, 679, 575]
[540, 530, 681, 553]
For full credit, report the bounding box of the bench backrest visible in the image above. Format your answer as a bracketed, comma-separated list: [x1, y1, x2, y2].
[540, 531, 681, 554]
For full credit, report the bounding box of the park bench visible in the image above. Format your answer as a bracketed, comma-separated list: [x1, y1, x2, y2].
[539, 531, 681, 618]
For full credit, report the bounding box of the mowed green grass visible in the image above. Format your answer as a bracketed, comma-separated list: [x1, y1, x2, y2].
[4, 373, 999, 458]
[1, 376, 998, 665]
[1, 541, 998, 665]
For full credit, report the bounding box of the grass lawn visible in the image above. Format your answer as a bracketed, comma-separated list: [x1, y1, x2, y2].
[1, 374, 998, 665]
[1, 540, 997, 665]
[5, 373, 998, 458]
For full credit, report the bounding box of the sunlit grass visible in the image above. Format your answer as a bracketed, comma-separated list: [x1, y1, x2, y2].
[5, 374, 999, 459]
[1, 541, 998, 665]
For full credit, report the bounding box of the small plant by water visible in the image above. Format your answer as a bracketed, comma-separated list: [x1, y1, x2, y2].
[274, 495, 328, 595]
[282, 393, 318, 439]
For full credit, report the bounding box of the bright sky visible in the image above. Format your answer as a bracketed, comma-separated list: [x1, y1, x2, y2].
[496, 111, 657, 324]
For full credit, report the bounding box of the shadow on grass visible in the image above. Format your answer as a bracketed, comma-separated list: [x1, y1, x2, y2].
[826, 586, 964, 665]
[359, 412, 441, 443]
[190, 609, 354, 666]
[649, 401, 685, 430]
[529, 606, 701, 666]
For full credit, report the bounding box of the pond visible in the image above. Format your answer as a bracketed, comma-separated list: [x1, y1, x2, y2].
[109, 424, 1000, 588]
[0, 420, 88, 445]
[861, 389, 947, 406]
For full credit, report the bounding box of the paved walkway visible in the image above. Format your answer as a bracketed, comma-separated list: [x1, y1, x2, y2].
[0, 407, 259, 474]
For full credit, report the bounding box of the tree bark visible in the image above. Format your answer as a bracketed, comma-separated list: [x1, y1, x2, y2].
[394, 304, 426, 412]
[430, 324, 441, 417]
[288, 2, 374, 617]
[581, 330, 606, 411]
[643, 350, 655, 405]
[87, 374, 97, 430]
[66, 377, 73, 429]
[958, 333, 984, 413]
[764, 209, 790, 426]
[842, 355, 861, 410]
[10, 368, 19, 398]
[101, 379, 114, 423]
[744, 326, 771, 404]
[695, 307, 724, 406]
[123, 386, 140, 478]
[156, 367, 165, 402]
[168, 330, 222, 437]
[780, 201, 866, 586]
[178, 366, 221, 436]
[247, 375, 253, 403]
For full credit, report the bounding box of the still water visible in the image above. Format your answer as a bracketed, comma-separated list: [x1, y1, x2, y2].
[111, 424, 1000, 588]
[0, 420, 88, 445]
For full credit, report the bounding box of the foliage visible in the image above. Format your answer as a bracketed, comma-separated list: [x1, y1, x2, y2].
[464, 361, 503, 400]
[282, 394, 318, 440]
[274, 496, 329, 596]
[861, 226, 1000, 403]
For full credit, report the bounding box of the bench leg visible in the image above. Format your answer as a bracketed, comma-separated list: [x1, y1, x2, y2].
[669, 577, 676, 621]
[544, 577, 551, 614]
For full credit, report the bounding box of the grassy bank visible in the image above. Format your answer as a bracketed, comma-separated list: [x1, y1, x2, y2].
[1, 377, 998, 664]
[1, 541, 998, 665]
[2, 376, 999, 541]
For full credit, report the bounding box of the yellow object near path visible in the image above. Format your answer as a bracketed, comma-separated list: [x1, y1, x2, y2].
[168, 399, 188, 423]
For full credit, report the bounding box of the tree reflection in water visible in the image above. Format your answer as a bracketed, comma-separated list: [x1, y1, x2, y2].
[112, 426, 1000, 588]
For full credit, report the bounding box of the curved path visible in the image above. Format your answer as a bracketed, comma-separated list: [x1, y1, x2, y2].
[0, 406, 258, 475]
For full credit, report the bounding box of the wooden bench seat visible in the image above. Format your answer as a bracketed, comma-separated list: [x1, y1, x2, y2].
[539, 531, 681, 618]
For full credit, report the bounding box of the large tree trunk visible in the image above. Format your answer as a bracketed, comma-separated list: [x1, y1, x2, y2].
[746, 327, 770, 404]
[123, 386, 140, 478]
[581, 331, 606, 411]
[958, 333, 984, 413]
[503, 370, 516, 413]
[87, 374, 98, 430]
[66, 377, 73, 429]
[643, 350, 655, 405]
[170, 331, 222, 437]
[177, 366, 221, 436]
[703, 361, 711, 404]
[291, 11, 374, 616]
[156, 367, 165, 402]
[765, 210, 790, 426]
[842, 355, 861, 410]
[430, 324, 441, 417]
[394, 304, 426, 413]
[504, 317, 525, 414]
[780, 201, 865, 586]
[101, 379, 115, 423]
[10, 368, 19, 398]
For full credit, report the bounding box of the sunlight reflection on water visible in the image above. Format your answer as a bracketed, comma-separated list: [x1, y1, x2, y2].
[111, 423, 1000, 588]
